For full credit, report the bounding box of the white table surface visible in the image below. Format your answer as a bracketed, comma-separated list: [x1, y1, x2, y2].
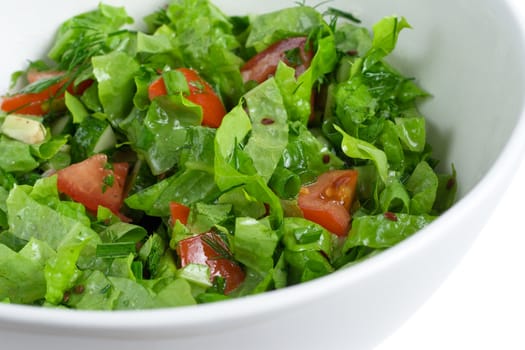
[376, 158, 525, 349]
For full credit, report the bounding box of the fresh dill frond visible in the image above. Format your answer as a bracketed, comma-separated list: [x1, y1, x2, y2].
[201, 233, 237, 263]
[17, 76, 64, 94]
[144, 7, 171, 32]
[295, 0, 335, 10]
[324, 7, 362, 24]
[294, 0, 308, 7]
[58, 30, 107, 72]
[312, 0, 334, 10]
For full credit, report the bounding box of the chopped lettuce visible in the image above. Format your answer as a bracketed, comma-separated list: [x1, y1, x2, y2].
[92, 51, 140, 125]
[246, 6, 327, 52]
[0, 1, 456, 310]
[0, 243, 47, 304]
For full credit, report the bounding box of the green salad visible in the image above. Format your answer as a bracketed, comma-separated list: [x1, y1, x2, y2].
[0, 0, 456, 309]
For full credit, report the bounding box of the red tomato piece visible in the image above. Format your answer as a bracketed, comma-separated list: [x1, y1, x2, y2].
[68, 79, 93, 95]
[147, 76, 168, 100]
[298, 169, 359, 237]
[176, 232, 245, 294]
[148, 68, 227, 128]
[56, 154, 129, 217]
[169, 202, 191, 225]
[1, 70, 91, 115]
[241, 36, 314, 84]
[1, 81, 65, 115]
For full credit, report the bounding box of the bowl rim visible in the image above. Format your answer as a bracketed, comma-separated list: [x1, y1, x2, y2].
[1, 0, 525, 335]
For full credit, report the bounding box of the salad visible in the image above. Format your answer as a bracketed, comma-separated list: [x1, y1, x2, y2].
[0, 0, 456, 310]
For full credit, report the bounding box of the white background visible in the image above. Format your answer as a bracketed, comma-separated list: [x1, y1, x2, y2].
[376, 158, 525, 349]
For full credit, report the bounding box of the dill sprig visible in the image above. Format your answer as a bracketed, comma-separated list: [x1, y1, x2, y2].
[325, 7, 362, 25]
[145, 7, 171, 32]
[200, 233, 237, 263]
[18, 76, 64, 94]
[59, 31, 106, 73]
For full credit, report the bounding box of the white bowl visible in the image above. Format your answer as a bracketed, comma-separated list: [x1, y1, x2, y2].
[1, 1, 525, 349]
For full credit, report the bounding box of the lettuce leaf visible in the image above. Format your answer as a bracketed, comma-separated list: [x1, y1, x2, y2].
[214, 94, 284, 226]
[128, 95, 201, 175]
[233, 217, 279, 275]
[0, 136, 39, 173]
[0, 243, 47, 304]
[274, 34, 337, 124]
[344, 213, 435, 251]
[246, 6, 327, 52]
[125, 126, 220, 216]
[243, 79, 289, 182]
[336, 125, 389, 183]
[92, 51, 140, 125]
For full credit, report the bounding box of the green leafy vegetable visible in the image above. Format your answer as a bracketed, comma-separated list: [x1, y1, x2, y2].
[0, 1, 456, 310]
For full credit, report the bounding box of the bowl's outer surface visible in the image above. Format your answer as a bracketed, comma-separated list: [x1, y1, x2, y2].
[1, 0, 525, 349]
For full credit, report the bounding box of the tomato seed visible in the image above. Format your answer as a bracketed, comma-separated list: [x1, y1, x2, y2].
[261, 118, 275, 125]
[384, 211, 398, 221]
[73, 285, 85, 294]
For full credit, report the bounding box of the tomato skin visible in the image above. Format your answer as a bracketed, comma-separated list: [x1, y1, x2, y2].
[241, 36, 313, 84]
[56, 154, 129, 216]
[1, 81, 64, 115]
[176, 232, 245, 294]
[148, 68, 226, 128]
[1, 70, 91, 115]
[169, 202, 191, 225]
[147, 76, 168, 100]
[298, 170, 359, 237]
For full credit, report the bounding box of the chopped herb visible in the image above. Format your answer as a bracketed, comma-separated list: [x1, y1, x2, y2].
[102, 174, 114, 193]
[284, 47, 303, 67]
[100, 284, 111, 295]
[188, 80, 205, 94]
[131, 261, 144, 280]
[96, 242, 137, 258]
[200, 233, 236, 263]
[324, 7, 361, 23]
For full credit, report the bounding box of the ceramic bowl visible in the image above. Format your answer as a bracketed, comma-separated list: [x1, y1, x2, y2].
[1, 0, 525, 349]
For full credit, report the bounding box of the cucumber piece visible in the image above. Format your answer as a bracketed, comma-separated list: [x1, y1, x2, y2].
[71, 116, 116, 162]
[47, 145, 71, 171]
[50, 114, 73, 136]
[0, 114, 47, 145]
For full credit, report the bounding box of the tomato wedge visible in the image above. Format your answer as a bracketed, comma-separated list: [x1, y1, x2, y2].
[176, 232, 245, 294]
[1, 81, 65, 115]
[148, 68, 227, 128]
[169, 201, 191, 225]
[298, 169, 359, 237]
[241, 36, 313, 84]
[1, 70, 91, 115]
[56, 154, 129, 217]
